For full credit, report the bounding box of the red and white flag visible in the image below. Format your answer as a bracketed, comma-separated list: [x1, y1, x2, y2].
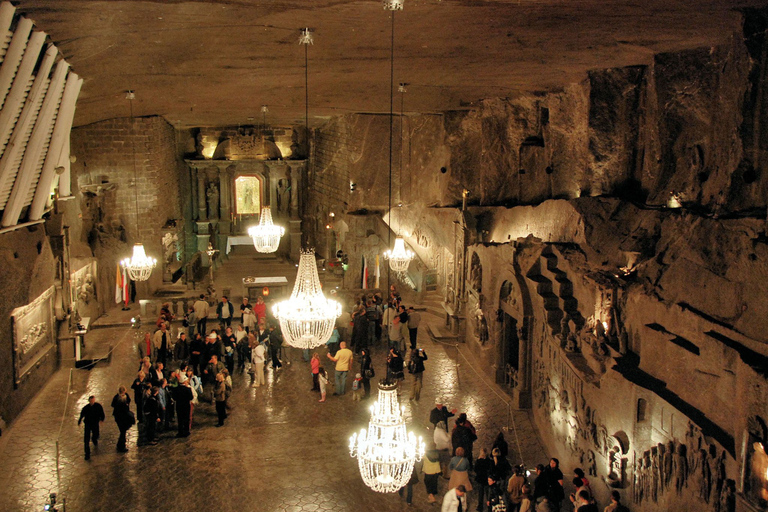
[115, 263, 122, 304]
[122, 266, 130, 306]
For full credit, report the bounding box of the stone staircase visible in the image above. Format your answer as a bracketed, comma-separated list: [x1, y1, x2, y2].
[419, 289, 460, 343]
[526, 245, 585, 335]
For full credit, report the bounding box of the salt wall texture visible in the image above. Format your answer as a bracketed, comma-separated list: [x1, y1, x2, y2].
[69, 116, 183, 305]
[307, 11, 768, 512]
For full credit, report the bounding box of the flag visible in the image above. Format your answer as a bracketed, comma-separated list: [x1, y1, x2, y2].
[374, 254, 380, 289]
[122, 266, 130, 306]
[115, 263, 123, 303]
[362, 255, 368, 289]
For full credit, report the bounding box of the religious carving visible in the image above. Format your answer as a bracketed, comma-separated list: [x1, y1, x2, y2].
[475, 308, 489, 344]
[12, 287, 56, 386]
[698, 448, 712, 503]
[412, 226, 432, 249]
[206, 182, 219, 219]
[674, 443, 688, 494]
[470, 252, 482, 292]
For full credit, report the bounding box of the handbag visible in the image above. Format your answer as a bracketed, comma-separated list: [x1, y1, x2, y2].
[127, 410, 136, 427]
[365, 366, 375, 379]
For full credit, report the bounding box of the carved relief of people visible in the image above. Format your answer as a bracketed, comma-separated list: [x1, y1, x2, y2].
[586, 449, 597, 477]
[470, 253, 482, 292]
[719, 479, 735, 512]
[698, 448, 712, 503]
[633, 458, 642, 504]
[663, 441, 675, 491]
[651, 447, 660, 501]
[713, 450, 726, 508]
[674, 443, 688, 494]
[206, 182, 219, 219]
[475, 309, 489, 344]
[686, 421, 701, 473]
[560, 314, 570, 337]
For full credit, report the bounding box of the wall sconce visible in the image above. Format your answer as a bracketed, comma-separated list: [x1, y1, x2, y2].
[262, 286, 270, 297]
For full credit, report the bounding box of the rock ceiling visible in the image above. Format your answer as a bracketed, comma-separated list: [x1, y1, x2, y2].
[15, 0, 765, 128]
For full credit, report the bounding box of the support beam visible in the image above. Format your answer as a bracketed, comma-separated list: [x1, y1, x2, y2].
[29, 72, 81, 221]
[0, 3, 16, 48]
[0, 43, 57, 200]
[1, 62, 69, 226]
[0, 31, 46, 148]
[0, 17, 33, 111]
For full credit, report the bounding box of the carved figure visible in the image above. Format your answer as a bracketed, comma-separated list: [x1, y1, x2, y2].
[565, 332, 579, 352]
[686, 421, 701, 473]
[206, 182, 219, 219]
[720, 479, 735, 512]
[560, 314, 570, 337]
[663, 441, 674, 491]
[586, 449, 597, 477]
[475, 310, 489, 344]
[633, 459, 641, 504]
[619, 328, 629, 354]
[651, 447, 660, 502]
[699, 448, 712, 503]
[674, 443, 688, 493]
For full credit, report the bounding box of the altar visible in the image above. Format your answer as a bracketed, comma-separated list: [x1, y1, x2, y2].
[226, 235, 254, 254]
[243, 276, 289, 302]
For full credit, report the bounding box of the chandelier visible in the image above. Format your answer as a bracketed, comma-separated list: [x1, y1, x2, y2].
[121, 243, 157, 282]
[349, 381, 424, 492]
[273, 249, 341, 349]
[248, 206, 285, 253]
[120, 91, 156, 282]
[383, 236, 414, 273]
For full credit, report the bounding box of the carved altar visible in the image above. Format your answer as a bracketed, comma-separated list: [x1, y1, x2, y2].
[185, 159, 305, 262]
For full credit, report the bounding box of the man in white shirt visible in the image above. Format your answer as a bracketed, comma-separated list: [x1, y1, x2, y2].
[407, 306, 421, 349]
[441, 485, 467, 512]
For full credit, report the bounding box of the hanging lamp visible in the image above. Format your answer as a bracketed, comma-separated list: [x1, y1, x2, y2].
[381, 0, 414, 275]
[272, 249, 341, 349]
[120, 91, 157, 281]
[248, 206, 285, 253]
[349, 380, 424, 493]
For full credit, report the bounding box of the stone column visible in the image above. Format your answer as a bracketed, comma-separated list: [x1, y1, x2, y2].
[289, 219, 302, 262]
[514, 319, 532, 409]
[197, 169, 207, 220]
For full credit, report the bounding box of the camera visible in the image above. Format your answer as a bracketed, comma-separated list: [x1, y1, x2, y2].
[44, 493, 57, 511]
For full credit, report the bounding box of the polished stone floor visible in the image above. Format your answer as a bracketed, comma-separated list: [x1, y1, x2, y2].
[0, 253, 547, 512]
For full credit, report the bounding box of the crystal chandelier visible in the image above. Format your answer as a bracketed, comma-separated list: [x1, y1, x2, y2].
[248, 206, 285, 253]
[121, 91, 157, 282]
[383, 236, 414, 273]
[273, 250, 341, 349]
[121, 243, 157, 282]
[349, 381, 424, 493]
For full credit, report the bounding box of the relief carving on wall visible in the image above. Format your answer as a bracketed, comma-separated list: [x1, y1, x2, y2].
[12, 286, 56, 386]
[71, 261, 97, 308]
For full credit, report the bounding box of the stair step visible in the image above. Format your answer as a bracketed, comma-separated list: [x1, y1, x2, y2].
[426, 322, 459, 343]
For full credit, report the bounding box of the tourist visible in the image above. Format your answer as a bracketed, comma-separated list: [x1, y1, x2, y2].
[336, 308, 351, 346]
[487, 474, 505, 512]
[137, 332, 157, 366]
[214, 372, 227, 426]
[77, 395, 104, 461]
[570, 479, 590, 510]
[193, 294, 209, 336]
[311, 353, 321, 391]
[173, 379, 193, 437]
[142, 387, 159, 445]
[603, 490, 627, 512]
[184, 305, 196, 338]
[519, 483, 533, 512]
[398, 465, 419, 506]
[239, 297, 253, 329]
[508, 465, 528, 512]
[546, 458, 565, 510]
[386, 347, 405, 384]
[149, 361, 165, 387]
[110, 385, 133, 453]
[251, 339, 266, 387]
[574, 468, 592, 495]
[235, 324, 249, 371]
[325, 326, 341, 357]
[381, 299, 397, 345]
[441, 485, 468, 512]
[474, 448, 492, 512]
[407, 347, 428, 401]
[452, 415, 478, 468]
[448, 447, 473, 493]
[365, 299, 379, 348]
[131, 370, 150, 422]
[189, 332, 204, 376]
[351, 302, 368, 353]
[423, 442, 443, 504]
[532, 464, 550, 503]
[268, 323, 283, 370]
[217, 295, 234, 329]
[491, 447, 512, 490]
[253, 296, 267, 325]
[326, 341, 353, 395]
[406, 306, 421, 349]
[222, 326, 236, 374]
[318, 367, 329, 402]
[430, 402, 457, 431]
[359, 348, 373, 398]
[493, 431, 509, 461]
[573, 490, 597, 512]
[174, 332, 190, 363]
[351, 373, 363, 401]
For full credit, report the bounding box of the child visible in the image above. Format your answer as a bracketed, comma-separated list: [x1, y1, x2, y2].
[352, 373, 363, 401]
[318, 367, 328, 403]
[311, 353, 320, 391]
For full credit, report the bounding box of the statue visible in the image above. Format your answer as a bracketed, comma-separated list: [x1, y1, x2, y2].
[674, 443, 688, 494]
[698, 448, 712, 503]
[586, 449, 597, 477]
[560, 314, 571, 337]
[663, 441, 674, 491]
[206, 182, 219, 219]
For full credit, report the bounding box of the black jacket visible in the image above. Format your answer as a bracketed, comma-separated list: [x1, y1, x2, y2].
[78, 403, 105, 425]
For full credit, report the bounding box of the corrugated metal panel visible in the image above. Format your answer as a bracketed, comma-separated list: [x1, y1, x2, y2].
[0, 76, 46, 208]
